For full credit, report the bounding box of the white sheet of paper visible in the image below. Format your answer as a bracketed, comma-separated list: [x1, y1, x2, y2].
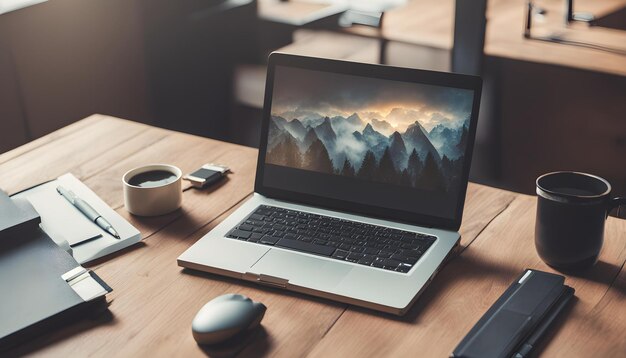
[0, 0, 47, 15]
[27, 189, 102, 246]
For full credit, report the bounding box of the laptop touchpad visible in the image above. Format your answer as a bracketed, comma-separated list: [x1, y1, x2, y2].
[250, 249, 352, 291]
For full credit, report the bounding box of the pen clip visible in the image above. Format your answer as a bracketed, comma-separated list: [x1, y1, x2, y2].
[57, 186, 77, 204]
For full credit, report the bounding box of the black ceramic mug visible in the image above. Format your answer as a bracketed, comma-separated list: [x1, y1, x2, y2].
[535, 171, 625, 270]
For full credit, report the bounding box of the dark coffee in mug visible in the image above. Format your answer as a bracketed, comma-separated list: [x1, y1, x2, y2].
[535, 172, 625, 270]
[128, 170, 178, 188]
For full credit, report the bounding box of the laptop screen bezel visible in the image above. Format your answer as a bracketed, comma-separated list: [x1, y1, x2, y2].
[254, 53, 483, 231]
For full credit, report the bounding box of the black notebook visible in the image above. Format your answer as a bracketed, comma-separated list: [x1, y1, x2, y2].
[0, 191, 112, 351]
[452, 269, 574, 358]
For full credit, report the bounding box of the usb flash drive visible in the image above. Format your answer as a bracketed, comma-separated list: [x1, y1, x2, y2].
[183, 164, 230, 189]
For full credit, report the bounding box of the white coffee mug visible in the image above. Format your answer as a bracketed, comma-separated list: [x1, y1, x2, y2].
[122, 164, 182, 216]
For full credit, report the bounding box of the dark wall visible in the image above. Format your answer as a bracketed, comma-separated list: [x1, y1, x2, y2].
[142, 0, 257, 140]
[0, 0, 258, 154]
[0, 0, 152, 143]
[0, 36, 28, 153]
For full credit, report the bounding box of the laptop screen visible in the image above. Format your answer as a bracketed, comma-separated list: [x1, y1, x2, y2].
[257, 57, 481, 229]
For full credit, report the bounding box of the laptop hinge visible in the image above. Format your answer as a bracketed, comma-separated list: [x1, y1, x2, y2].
[243, 272, 289, 288]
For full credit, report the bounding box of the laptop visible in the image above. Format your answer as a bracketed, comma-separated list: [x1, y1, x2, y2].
[178, 53, 482, 315]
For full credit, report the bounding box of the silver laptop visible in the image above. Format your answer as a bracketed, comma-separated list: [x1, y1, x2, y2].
[178, 53, 482, 315]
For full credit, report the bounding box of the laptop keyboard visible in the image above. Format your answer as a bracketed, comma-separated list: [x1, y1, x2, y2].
[226, 205, 436, 273]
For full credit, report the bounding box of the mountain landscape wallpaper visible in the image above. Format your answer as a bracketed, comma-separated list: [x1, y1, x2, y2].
[265, 66, 474, 193]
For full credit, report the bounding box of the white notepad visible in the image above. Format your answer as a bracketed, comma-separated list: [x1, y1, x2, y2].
[28, 189, 103, 246]
[13, 173, 141, 264]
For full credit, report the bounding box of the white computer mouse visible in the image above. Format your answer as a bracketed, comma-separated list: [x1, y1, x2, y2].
[191, 294, 267, 345]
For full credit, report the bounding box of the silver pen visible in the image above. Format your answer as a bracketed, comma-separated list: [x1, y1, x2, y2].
[56, 186, 121, 239]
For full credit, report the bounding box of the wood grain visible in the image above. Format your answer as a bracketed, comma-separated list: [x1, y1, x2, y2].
[2, 116, 624, 357]
[0, 115, 150, 194]
[556, 264, 626, 357]
[0, 114, 97, 166]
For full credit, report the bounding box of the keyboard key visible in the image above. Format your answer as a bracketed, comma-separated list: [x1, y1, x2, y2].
[417, 233, 436, 241]
[332, 249, 349, 260]
[397, 249, 421, 258]
[396, 263, 413, 273]
[383, 258, 402, 268]
[276, 238, 335, 256]
[238, 224, 254, 231]
[350, 246, 365, 253]
[401, 243, 419, 250]
[363, 247, 379, 255]
[337, 243, 350, 251]
[249, 213, 264, 220]
[372, 258, 386, 268]
[417, 238, 435, 248]
[390, 254, 419, 264]
[357, 255, 375, 266]
[346, 252, 364, 262]
[284, 233, 299, 241]
[260, 235, 280, 245]
[248, 233, 264, 243]
[230, 230, 251, 239]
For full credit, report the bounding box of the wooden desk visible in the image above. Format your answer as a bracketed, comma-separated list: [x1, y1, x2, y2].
[260, 0, 626, 77]
[2, 115, 625, 357]
[349, 0, 626, 76]
[486, 0, 626, 77]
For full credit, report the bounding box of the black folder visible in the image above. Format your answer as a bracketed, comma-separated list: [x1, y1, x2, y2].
[452, 269, 574, 358]
[0, 191, 112, 351]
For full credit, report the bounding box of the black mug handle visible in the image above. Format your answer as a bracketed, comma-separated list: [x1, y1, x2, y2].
[608, 197, 626, 218]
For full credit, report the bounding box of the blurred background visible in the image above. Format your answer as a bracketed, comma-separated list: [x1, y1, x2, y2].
[1, 0, 624, 197]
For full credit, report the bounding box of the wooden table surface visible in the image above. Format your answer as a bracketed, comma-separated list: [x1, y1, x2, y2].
[2, 115, 625, 357]
[260, 0, 626, 77]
